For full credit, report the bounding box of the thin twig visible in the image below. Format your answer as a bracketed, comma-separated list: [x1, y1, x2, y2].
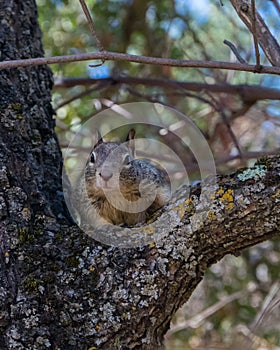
[89, 62, 105, 68]
[215, 149, 280, 166]
[207, 93, 243, 158]
[128, 83, 243, 160]
[223, 40, 247, 64]
[167, 291, 243, 337]
[1, 51, 280, 74]
[54, 80, 110, 111]
[58, 143, 280, 171]
[251, 0, 261, 70]
[79, 0, 104, 53]
[251, 281, 280, 331]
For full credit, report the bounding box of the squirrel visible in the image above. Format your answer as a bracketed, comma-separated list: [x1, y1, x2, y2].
[75, 129, 171, 228]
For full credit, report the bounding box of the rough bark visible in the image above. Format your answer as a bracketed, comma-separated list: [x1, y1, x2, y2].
[0, 1, 280, 350]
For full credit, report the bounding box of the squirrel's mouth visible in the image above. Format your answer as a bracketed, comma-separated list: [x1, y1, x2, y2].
[96, 176, 119, 191]
[100, 180, 112, 189]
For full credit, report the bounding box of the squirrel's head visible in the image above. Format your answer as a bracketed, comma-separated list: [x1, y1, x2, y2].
[86, 129, 136, 194]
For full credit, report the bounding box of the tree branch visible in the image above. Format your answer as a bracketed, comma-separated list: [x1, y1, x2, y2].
[1, 51, 280, 74]
[223, 39, 248, 64]
[47, 156, 280, 348]
[2, 0, 279, 348]
[167, 290, 244, 336]
[54, 80, 110, 110]
[79, 0, 104, 53]
[270, 0, 280, 15]
[250, 0, 261, 69]
[8, 155, 277, 349]
[53, 76, 280, 102]
[230, 0, 280, 66]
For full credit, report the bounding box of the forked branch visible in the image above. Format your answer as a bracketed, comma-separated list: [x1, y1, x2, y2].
[230, 0, 280, 66]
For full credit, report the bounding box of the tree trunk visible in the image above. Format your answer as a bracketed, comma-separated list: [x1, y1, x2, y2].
[0, 1, 280, 350]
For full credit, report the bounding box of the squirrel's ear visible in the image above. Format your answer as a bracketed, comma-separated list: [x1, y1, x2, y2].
[94, 129, 103, 148]
[126, 128, 136, 157]
[126, 128, 135, 141]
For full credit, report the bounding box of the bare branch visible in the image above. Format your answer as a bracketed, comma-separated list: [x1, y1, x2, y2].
[215, 150, 280, 166]
[206, 93, 243, 158]
[270, 0, 280, 15]
[1, 51, 280, 74]
[250, 281, 280, 331]
[79, 0, 104, 53]
[167, 291, 244, 336]
[54, 80, 110, 111]
[230, 0, 280, 66]
[224, 39, 248, 64]
[53, 76, 280, 102]
[251, 0, 261, 69]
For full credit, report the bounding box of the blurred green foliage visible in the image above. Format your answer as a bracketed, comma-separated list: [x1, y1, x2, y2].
[37, 0, 280, 159]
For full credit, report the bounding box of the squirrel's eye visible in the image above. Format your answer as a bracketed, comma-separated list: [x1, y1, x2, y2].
[90, 152, 96, 164]
[123, 154, 132, 165]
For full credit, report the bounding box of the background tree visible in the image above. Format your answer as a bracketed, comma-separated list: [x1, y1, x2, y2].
[0, 0, 279, 349]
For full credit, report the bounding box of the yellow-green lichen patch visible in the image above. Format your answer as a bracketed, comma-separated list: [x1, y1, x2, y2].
[10, 103, 22, 111]
[206, 211, 217, 221]
[222, 189, 235, 210]
[272, 189, 280, 202]
[23, 275, 41, 293]
[216, 188, 225, 197]
[65, 256, 80, 268]
[185, 197, 196, 215]
[216, 188, 235, 211]
[237, 165, 267, 182]
[9, 103, 23, 120]
[172, 202, 185, 218]
[18, 227, 34, 245]
[142, 224, 154, 235]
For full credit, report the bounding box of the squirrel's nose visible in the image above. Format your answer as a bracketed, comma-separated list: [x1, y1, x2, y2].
[100, 168, 113, 181]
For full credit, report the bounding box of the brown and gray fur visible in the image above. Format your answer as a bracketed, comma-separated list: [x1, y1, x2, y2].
[75, 129, 170, 227]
